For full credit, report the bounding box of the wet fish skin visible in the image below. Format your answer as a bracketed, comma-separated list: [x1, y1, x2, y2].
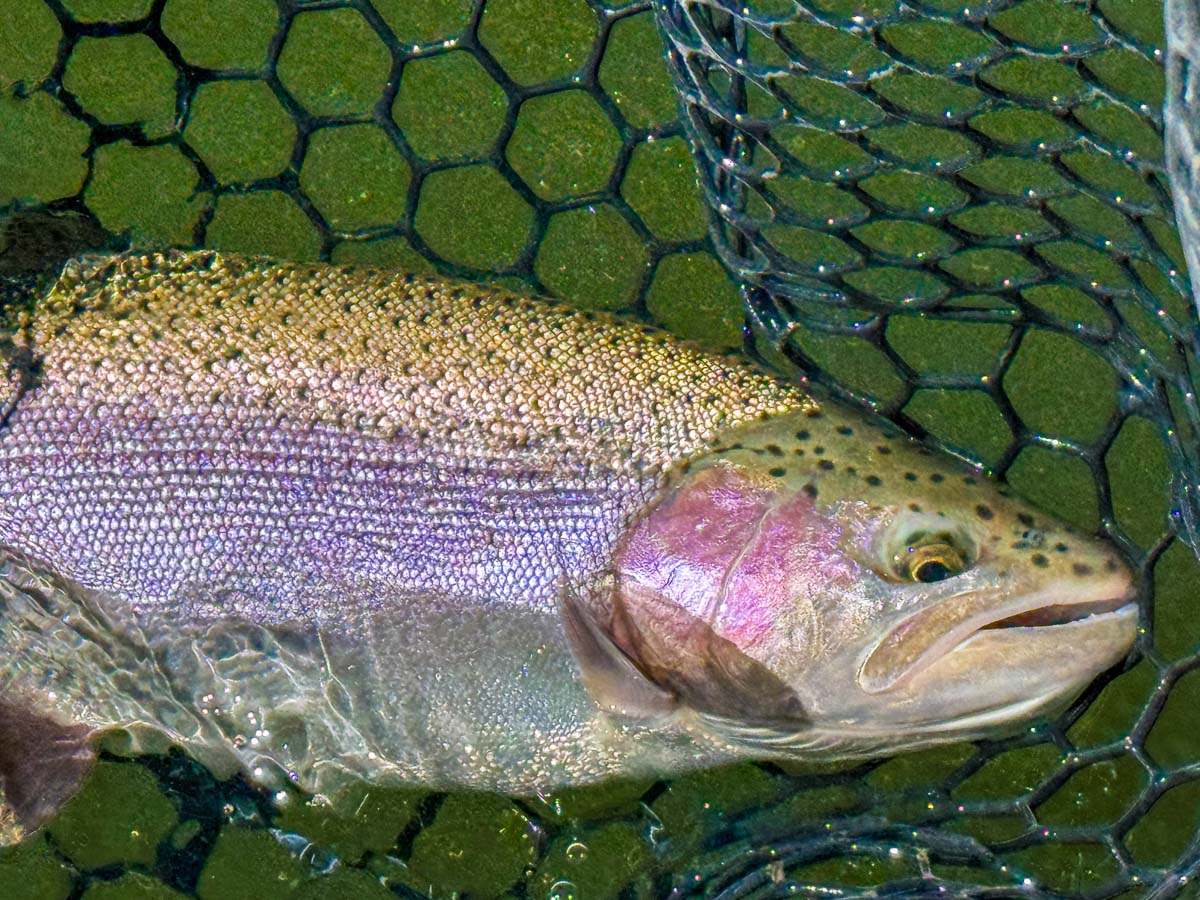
[0, 251, 1135, 831]
[0, 250, 808, 812]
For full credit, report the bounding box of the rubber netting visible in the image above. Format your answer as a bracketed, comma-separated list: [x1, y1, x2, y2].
[1, 0, 1199, 898]
[654, 0, 1200, 896]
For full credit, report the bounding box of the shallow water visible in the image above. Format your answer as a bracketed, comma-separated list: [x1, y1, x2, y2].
[0, 0, 1198, 897]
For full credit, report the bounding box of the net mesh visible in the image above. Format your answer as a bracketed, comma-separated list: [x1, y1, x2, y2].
[0, 0, 1198, 897]
[655, 0, 1200, 896]
[1, 0, 705, 319]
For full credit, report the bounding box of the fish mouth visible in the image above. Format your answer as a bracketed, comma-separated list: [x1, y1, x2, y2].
[860, 568, 1136, 694]
[978, 595, 1133, 629]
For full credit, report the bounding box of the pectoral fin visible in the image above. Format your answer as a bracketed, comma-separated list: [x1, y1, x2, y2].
[558, 582, 677, 721]
[0, 699, 95, 834]
[607, 579, 811, 733]
[560, 575, 811, 747]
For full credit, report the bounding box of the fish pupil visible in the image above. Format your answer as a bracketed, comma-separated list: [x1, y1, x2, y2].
[915, 560, 952, 583]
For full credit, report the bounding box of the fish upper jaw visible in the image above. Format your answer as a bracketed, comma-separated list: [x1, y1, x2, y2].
[858, 565, 1136, 696]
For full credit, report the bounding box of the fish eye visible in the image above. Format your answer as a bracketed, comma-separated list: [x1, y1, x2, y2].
[895, 537, 967, 584]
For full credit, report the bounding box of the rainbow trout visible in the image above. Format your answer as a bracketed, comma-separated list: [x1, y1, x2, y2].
[0, 251, 1135, 832]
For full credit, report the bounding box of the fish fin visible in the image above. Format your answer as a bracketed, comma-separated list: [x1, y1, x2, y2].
[606, 580, 810, 736]
[0, 336, 37, 434]
[689, 624, 810, 728]
[558, 583, 677, 721]
[0, 698, 95, 832]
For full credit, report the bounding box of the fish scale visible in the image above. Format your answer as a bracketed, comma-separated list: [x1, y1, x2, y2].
[0, 250, 809, 619]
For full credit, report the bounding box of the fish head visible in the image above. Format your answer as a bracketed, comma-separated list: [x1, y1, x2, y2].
[604, 408, 1137, 754]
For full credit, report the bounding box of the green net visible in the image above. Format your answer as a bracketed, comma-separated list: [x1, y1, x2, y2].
[1, 0, 722, 336]
[0, 0, 1198, 897]
[656, 0, 1200, 896]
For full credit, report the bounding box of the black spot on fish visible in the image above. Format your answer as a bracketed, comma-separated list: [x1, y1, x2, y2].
[1032, 553, 1049, 568]
[814, 446, 825, 455]
[930, 473, 944, 483]
[877, 445, 892, 455]
[1072, 563, 1094, 577]
[1105, 559, 1119, 572]
[793, 448, 805, 457]
[1018, 512, 1036, 527]
[796, 430, 810, 441]
[837, 426, 853, 436]
[1055, 543, 1069, 553]
[846, 466, 857, 476]
[866, 475, 882, 486]
[807, 410, 823, 418]
[976, 505, 994, 520]
[769, 467, 787, 478]
[818, 459, 835, 471]
[766, 444, 784, 457]
[802, 483, 818, 498]
[963, 476, 977, 485]
[904, 472, 918, 482]
[909, 503, 922, 512]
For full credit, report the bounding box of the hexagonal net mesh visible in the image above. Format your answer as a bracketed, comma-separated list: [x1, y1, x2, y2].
[1, 0, 1200, 897]
[656, 0, 1200, 895]
[2, 0, 725, 331]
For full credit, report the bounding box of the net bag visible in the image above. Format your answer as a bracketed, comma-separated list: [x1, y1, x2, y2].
[655, 0, 1200, 895]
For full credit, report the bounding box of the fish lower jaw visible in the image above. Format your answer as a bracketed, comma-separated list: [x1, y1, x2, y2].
[943, 600, 1138, 682]
[803, 670, 1109, 755]
[862, 571, 1136, 695]
[801, 605, 1138, 751]
[794, 687, 1072, 759]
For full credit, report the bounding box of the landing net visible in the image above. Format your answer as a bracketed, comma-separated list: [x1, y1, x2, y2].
[658, 0, 1200, 895]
